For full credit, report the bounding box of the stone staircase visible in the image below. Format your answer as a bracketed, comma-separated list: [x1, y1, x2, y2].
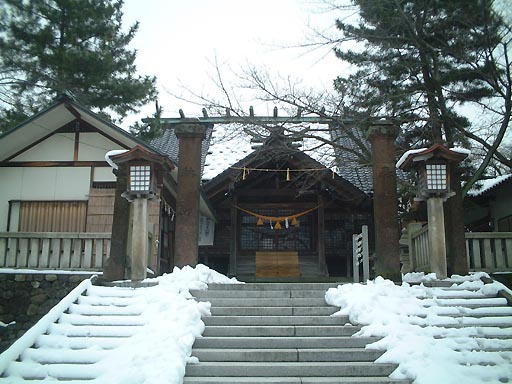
[185, 283, 409, 384]
[0, 282, 148, 382]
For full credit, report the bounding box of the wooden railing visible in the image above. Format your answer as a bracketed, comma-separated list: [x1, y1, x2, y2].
[0, 232, 111, 270]
[409, 225, 430, 272]
[465, 232, 512, 272]
[409, 227, 512, 273]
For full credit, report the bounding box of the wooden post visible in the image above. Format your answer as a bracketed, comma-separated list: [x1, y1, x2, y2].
[317, 195, 326, 276]
[103, 167, 130, 281]
[229, 194, 238, 276]
[174, 119, 208, 267]
[367, 121, 401, 281]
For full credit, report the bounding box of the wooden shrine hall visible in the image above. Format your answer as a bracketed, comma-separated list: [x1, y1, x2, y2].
[146, 108, 377, 279]
[148, 110, 374, 279]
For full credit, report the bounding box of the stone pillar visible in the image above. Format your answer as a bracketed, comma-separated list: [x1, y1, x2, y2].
[103, 168, 130, 281]
[427, 197, 447, 279]
[174, 119, 208, 267]
[130, 198, 148, 280]
[368, 121, 401, 281]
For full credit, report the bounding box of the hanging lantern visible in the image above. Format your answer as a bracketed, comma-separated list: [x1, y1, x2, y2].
[270, 220, 273, 229]
[286, 168, 291, 181]
[256, 217, 264, 226]
[291, 217, 299, 226]
[285, 218, 289, 228]
[242, 167, 247, 180]
[274, 221, 282, 230]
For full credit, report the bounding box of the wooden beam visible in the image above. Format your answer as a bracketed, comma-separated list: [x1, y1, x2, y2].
[74, 131, 80, 161]
[0, 161, 110, 167]
[143, 115, 351, 125]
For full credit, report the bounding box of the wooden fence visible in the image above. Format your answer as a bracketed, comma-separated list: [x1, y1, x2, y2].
[0, 232, 111, 270]
[409, 225, 430, 272]
[465, 232, 512, 272]
[409, 227, 512, 273]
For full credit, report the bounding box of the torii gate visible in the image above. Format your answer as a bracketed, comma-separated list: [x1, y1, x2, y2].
[144, 109, 400, 280]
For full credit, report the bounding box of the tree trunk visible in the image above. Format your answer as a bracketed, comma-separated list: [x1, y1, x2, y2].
[444, 164, 468, 276]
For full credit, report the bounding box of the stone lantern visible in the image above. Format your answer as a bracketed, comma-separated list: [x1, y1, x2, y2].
[110, 146, 174, 281]
[398, 144, 469, 279]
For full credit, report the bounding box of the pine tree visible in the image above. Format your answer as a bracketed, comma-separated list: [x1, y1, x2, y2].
[334, 0, 502, 147]
[333, 0, 510, 276]
[0, 0, 157, 131]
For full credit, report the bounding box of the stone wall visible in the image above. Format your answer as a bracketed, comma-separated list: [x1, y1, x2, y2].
[0, 273, 92, 353]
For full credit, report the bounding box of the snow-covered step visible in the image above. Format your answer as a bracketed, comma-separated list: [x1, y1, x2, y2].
[35, 334, 127, 350]
[186, 362, 398, 377]
[210, 306, 338, 316]
[21, 347, 108, 364]
[76, 295, 142, 306]
[4, 361, 102, 380]
[191, 289, 330, 298]
[422, 297, 509, 308]
[85, 285, 142, 297]
[0, 277, 154, 382]
[203, 315, 350, 326]
[193, 336, 380, 349]
[431, 306, 512, 317]
[193, 348, 384, 362]
[47, 322, 143, 337]
[58, 313, 147, 326]
[68, 302, 144, 316]
[202, 325, 361, 337]
[195, 297, 328, 307]
[184, 378, 410, 384]
[206, 283, 343, 291]
[187, 282, 404, 383]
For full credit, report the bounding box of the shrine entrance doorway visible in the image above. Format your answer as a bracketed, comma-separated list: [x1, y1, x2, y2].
[255, 251, 300, 277]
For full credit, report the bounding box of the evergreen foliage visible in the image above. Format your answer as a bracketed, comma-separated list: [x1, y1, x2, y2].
[334, 0, 504, 149]
[0, 0, 157, 132]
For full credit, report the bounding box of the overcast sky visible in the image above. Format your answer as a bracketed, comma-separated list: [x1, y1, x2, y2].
[121, 0, 347, 127]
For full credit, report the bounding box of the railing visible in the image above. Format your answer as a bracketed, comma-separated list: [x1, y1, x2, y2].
[352, 225, 369, 282]
[409, 227, 512, 272]
[465, 232, 512, 272]
[0, 232, 111, 270]
[409, 225, 430, 272]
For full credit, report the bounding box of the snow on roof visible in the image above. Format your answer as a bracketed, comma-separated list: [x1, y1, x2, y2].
[396, 146, 471, 169]
[202, 124, 253, 181]
[396, 147, 428, 169]
[468, 174, 512, 197]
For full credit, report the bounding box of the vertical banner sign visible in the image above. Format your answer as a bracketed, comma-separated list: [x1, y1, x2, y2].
[198, 215, 215, 246]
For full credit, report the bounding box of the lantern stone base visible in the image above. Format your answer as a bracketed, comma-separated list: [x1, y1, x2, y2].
[427, 197, 447, 279]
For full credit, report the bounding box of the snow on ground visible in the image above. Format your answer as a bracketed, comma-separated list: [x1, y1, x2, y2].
[325, 273, 512, 384]
[3, 265, 511, 383]
[93, 265, 240, 384]
[0, 264, 241, 384]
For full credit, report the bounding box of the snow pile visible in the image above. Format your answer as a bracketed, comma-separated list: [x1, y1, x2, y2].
[0, 321, 15, 328]
[97, 265, 241, 384]
[325, 274, 512, 384]
[0, 264, 241, 384]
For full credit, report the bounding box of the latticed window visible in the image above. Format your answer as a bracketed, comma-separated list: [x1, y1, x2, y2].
[129, 165, 151, 192]
[426, 163, 447, 190]
[240, 209, 314, 251]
